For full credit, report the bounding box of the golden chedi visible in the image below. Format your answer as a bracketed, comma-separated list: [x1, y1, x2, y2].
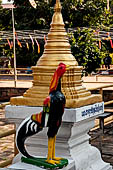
[10, 0, 102, 108]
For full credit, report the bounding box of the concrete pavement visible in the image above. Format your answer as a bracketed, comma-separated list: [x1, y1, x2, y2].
[0, 80, 32, 88]
[0, 75, 113, 90]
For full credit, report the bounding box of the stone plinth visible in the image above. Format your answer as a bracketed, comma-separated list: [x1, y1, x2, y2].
[5, 102, 112, 170]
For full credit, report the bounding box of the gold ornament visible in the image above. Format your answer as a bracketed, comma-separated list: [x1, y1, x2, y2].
[10, 0, 102, 107]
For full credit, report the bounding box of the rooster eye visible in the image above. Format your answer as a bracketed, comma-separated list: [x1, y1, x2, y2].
[60, 67, 62, 69]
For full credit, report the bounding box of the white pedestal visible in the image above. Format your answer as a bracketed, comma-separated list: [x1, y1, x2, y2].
[5, 102, 112, 170]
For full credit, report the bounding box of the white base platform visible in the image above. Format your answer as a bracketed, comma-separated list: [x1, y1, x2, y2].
[5, 102, 113, 170]
[7, 159, 75, 170]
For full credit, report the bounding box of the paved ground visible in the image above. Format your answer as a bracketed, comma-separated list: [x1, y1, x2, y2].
[0, 75, 113, 90]
[90, 121, 113, 166]
[83, 75, 113, 83]
[0, 80, 32, 88]
[83, 75, 113, 90]
[0, 107, 14, 166]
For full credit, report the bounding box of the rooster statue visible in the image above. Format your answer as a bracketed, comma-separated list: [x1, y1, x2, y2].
[16, 63, 69, 166]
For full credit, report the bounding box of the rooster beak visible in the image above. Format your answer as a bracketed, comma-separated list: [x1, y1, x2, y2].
[66, 65, 70, 70]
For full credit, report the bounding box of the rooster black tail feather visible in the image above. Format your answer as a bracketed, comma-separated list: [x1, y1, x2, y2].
[16, 117, 43, 158]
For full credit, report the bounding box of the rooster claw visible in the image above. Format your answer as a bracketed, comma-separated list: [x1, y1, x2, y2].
[46, 159, 60, 165]
[53, 157, 62, 161]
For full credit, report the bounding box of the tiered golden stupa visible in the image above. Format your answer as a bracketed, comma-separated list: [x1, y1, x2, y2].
[10, 0, 102, 108]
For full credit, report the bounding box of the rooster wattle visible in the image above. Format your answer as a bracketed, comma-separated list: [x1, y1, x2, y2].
[16, 63, 69, 165]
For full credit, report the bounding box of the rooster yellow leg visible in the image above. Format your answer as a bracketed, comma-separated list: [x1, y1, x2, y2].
[53, 136, 62, 161]
[46, 137, 60, 164]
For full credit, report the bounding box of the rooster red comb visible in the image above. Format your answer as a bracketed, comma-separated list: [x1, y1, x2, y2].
[49, 63, 69, 93]
[58, 63, 66, 67]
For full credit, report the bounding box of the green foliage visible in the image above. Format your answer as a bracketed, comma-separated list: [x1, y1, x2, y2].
[1, 0, 112, 30]
[69, 28, 105, 74]
[0, 2, 12, 30]
[110, 0, 113, 13]
[0, 40, 44, 67]
[62, 0, 113, 29]
[15, 41, 44, 67]
[13, 0, 54, 30]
